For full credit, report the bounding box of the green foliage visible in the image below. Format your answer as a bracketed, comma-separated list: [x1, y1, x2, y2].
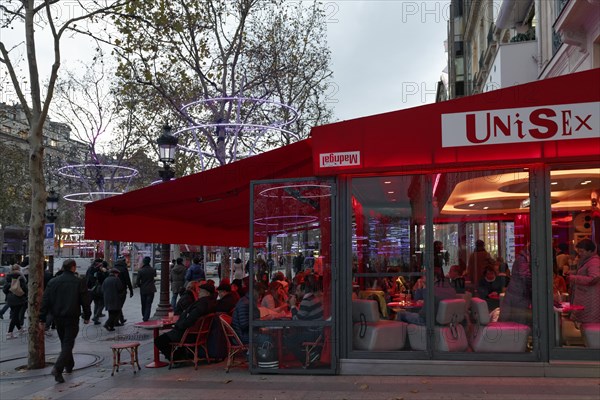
[0, 140, 30, 226]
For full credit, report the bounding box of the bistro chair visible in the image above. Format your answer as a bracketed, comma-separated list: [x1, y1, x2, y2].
[219, 313, 249, 372]
[469, 297, 530, 352]
[581, 323, 600, 349]
[110, 341, 141, 376]
[169, 313, 215, 370]
[408, 298, 468, 352]
[352, 299, 407, 351]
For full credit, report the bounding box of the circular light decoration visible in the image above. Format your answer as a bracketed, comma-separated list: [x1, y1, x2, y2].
[57, 164, 139, 203]
[175, 96, 300, 170]
[254, 215, 318, 227]
[258, 184, 332, 199]
[63, 192, 124, 203]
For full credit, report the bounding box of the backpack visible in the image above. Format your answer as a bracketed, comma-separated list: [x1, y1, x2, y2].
[10, 277, 25, 297]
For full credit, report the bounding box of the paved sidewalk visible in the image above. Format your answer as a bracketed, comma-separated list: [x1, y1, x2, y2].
[1, 287, 599, 400]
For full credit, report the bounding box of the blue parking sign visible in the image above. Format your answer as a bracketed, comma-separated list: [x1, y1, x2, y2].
[45, 223, 55, 239]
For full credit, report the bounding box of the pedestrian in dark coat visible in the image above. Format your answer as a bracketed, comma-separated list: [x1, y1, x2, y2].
[102, 269, 124, 331]
[3, 264, 27, 339]
[40, 259, 91, 384]
[170, 258, 187, 309]
[136, 257, 157, 321]
[114, 257, 133, 324]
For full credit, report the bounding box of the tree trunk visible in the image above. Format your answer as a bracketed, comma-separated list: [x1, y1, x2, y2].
[27, 120, 46, 369]
[220, 246, 231, 281]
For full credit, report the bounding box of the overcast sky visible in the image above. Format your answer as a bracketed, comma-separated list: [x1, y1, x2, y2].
[1, 1, 449, 123]
[326, 1, 449, 121]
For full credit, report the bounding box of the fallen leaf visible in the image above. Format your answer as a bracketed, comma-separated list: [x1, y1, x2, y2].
[421, 380, 429, 384]
[176, 378, 189, 382]
[410, 389, 419, 393]
[260, 376, 267, 380]
[69, 382, 83, 388]
[359, 384, 369, 390]
[222, 379, 232, 384]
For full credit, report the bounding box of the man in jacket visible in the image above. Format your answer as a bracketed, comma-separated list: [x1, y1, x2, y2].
[185, 256, 206, 283]
[86, 259, 107, 325]
[102, 268, 124, 331]
[40, 259, 91, 384]
[170, 257, 187, 309]
[114, 257, 133, 325]
[136, 256, 157, 322]
[155, 283, 216, 360]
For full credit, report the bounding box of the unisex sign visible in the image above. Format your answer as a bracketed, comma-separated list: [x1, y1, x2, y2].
[441, 102, 599, 148]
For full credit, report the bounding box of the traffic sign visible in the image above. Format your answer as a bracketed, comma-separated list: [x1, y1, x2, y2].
[45, 223, 55, 239]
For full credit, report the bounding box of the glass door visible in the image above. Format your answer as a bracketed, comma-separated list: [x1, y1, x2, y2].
[249, 178, 336, 374]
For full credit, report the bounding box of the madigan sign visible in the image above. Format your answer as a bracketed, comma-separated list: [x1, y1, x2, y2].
[441, 102, 599, 148]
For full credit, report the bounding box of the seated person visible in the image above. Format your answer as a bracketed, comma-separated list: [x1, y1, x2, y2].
[261, 281, 289, 316]
[174, 281, 200, 315]
[155, 283, 216, 360]
[216, 283, 239, 314]
[397, 274, 456, 326]
[477, 267, 504, 311]
[231, 284, 260, 345]
[286, 274, 323, 363]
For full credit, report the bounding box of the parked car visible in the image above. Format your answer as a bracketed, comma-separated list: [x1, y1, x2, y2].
[204, 261, 219, 277]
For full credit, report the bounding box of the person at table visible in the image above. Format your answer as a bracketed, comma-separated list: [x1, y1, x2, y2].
[102, 268, 124, 331]
[174, 281, 200, 315]
[477, 267, 504, 311]
[569, 239, 600, 325]
[553, 265, 567, 303]
[499, 245, 532, 325]
[155, 283, 217, 360]
[556, 243, 571, 278]
[216, 282, 239, 314]
[231, 283, 260, 345]
[396, 274, 456, 325]
[261, 281, 289, 315]
[286, 273, 324, 363]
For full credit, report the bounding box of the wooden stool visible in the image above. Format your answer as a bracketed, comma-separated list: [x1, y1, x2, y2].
[110, 342, 141, 376]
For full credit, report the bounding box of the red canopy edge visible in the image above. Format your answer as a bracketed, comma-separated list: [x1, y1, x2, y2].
[84, 138, 314, 247]
[310, 69, 600, 175]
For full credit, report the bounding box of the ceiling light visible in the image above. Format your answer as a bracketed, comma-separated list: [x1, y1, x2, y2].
[581, 180, 591, 185]
[468, 203, 475, 207]
[551, 182, 558, 185]
[483, 206, 489, 210]
[387, 191, 394, 194]
[384, 181, 391, 184]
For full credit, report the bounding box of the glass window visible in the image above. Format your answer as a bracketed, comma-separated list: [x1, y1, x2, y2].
[250, 179, 333, 372]
[550, 166, 600, 350]
[351, 169, 534, 355]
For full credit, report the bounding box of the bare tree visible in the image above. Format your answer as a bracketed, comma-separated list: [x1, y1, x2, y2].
[0, 0, 127, 370]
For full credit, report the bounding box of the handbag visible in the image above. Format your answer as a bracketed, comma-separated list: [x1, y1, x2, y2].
[256, 340, 278, 369]
[10, 277, 25, 297]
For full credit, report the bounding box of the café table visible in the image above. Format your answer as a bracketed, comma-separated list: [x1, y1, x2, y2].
[259, 311, 292, 365]
[134, 316, 178, 368]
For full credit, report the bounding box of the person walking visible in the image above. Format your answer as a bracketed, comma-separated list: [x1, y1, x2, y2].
[39, 259, 91, 384]
[114, 257, 133, 325]
[3, 264, 28, 339]
[185, 256, 206, 284]
[85, 259, 107, 325]
[102, 268, 124, 331]
[570, 239, 600, 325]
[136, 256, 157, 322]
[170, 257, 187, 309]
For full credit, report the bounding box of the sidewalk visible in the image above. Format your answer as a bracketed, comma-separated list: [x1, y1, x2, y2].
[1, 288, 599, 400]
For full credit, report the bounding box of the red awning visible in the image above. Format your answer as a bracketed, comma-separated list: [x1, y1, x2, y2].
[84, 139, 314, 247]
[310, 68, 600, 175]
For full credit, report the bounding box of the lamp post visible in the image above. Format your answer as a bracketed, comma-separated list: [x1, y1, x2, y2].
[45, 189, 59, 274]
[154, 125, 178, 317]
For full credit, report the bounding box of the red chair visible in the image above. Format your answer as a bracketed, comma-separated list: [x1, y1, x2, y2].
[169, 313, 215, 370]
[219, 313, 249, 372]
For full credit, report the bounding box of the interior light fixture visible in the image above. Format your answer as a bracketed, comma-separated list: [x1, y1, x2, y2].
[384, 181, 391, 184]
[468, 203, 475, 207]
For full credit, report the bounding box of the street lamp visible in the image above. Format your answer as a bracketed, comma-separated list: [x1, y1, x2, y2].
[154, 124, 178, 317]
[45, 189, 59, 274]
